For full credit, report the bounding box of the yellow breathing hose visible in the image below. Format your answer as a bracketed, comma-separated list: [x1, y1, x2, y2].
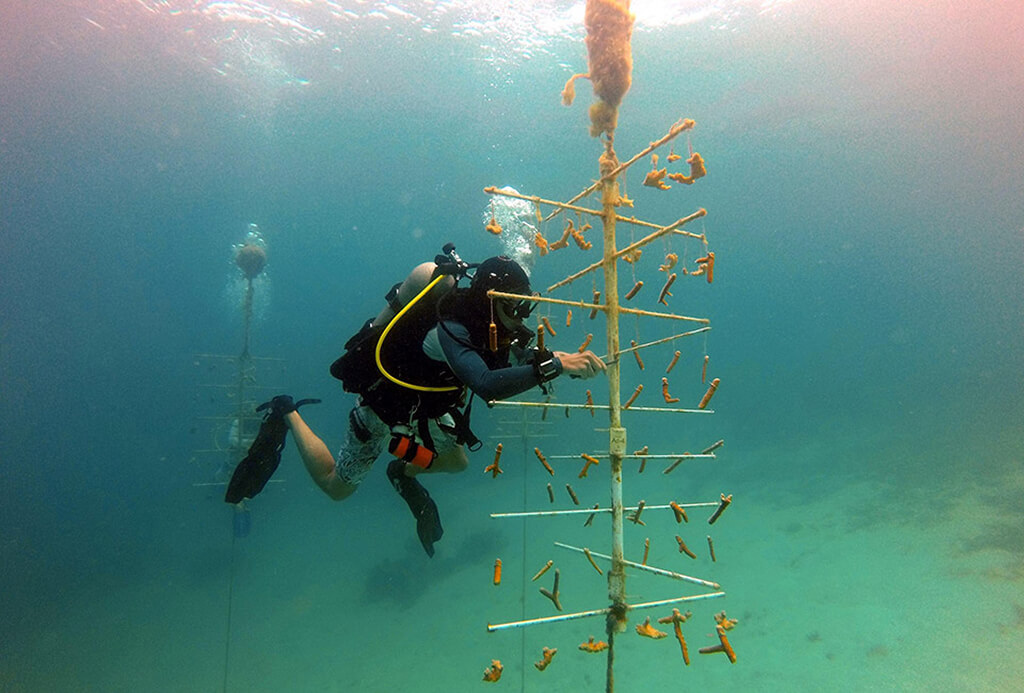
[375, 274, 459, 393]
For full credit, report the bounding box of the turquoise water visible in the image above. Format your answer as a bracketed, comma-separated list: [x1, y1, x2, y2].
[1, 1, 1022, 691]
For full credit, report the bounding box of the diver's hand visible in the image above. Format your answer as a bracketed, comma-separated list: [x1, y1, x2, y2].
[555, 351, 606, 380]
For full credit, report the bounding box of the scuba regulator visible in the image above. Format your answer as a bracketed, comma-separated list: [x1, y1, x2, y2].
[433, 242, 472, 282]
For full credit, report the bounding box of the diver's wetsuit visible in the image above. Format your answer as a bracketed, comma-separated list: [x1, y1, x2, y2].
[334, 319, 560, 485]
[430, 321, 562, 399]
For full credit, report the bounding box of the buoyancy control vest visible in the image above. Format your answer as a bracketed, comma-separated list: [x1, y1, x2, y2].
[330, 272, 465, 430]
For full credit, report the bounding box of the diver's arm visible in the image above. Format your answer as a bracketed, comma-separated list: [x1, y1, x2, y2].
[437, 321, 561, 401]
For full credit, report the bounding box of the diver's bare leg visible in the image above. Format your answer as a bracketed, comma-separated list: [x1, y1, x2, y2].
[285, 411, 357, 500]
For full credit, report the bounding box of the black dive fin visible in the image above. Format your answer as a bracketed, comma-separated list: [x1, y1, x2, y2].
[387, 460, 444, 557]
[224, 396, 320, 504]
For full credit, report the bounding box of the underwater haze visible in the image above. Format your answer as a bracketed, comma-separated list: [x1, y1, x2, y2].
[1, 0, 1022, 691]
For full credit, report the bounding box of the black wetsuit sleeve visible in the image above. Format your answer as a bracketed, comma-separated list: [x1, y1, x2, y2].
[437, 321, 562, 401]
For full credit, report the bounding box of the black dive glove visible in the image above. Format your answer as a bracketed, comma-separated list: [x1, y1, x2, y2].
[257, 395, 322, 416]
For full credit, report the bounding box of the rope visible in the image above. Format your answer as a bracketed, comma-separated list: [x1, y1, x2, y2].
[222, 520, 236, 693]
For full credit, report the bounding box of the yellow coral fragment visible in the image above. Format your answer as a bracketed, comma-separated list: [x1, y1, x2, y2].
[688, 152, 706, 179]
[668, 152, 707, 185]
[621, 248, 642, 264]
[642, 167, 670, 190]
[636, 617, 668, 639]
[534, 232, 549, 256]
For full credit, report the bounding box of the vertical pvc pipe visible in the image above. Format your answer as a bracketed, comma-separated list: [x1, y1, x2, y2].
[600, 150, 627, 693]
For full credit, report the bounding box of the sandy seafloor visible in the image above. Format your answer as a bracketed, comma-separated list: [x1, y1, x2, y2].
[1, 1, 1022, 691]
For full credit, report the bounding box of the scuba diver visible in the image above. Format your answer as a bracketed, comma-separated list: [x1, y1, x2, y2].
[226, 245, 605, 557]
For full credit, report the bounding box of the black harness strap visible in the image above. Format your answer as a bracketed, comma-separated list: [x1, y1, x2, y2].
[449, 395, 481, 451]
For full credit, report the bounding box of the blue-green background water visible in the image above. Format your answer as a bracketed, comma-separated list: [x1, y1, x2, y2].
[1, 1, 1022, 691]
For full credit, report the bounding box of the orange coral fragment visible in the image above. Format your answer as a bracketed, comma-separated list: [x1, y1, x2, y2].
[624, 280, 643, 300]
[661, 377, 679, 404]
[635, 617, 668, 639]
[715, 611, 739, 630]
[688, 151, 706, 179]
[484, 443, 503, 478]
[658, 272, 677, 305]
[658, 608, 692, 625]
[718, 626, 737, 663]
[531, 560, 554, 581]
[579, 453, 600, 478]
[666, 152, 707, 185]
[579, 637, 609, 653]
[628, 499, 646, 525]
[578, 333, 594, 352]
[534, 646, 558, 671]
[550, 220, 573, 250]
[565, 483, 580, 505]
[585, 389, 595, 416]
[675, 621, 690, 664]
[571, 223, 592, 250]
[676, 535, 697, 559]
[621, 247, 642, 264]
[482, 660, 504, 682]
[699, 624, 737, 663]
[534, 232, 549, 256]
[708, 493, 733, 525]
[623, 383, 642, 409]
[534, 447, 555, 476]
[486, 216, 502, 235]
[669, 501, 689, 523]
[634, 444, 649, 473]
[493, 558, 502, 585]
[695, 252, 715, 283]
[663, 455, 687, 475]
[630, 340, 644, 370]
[698, 377, 720, 410]
[659, 252, 678, 272]
[643, 167, 670, 190]
[539, 569, 562, 611]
